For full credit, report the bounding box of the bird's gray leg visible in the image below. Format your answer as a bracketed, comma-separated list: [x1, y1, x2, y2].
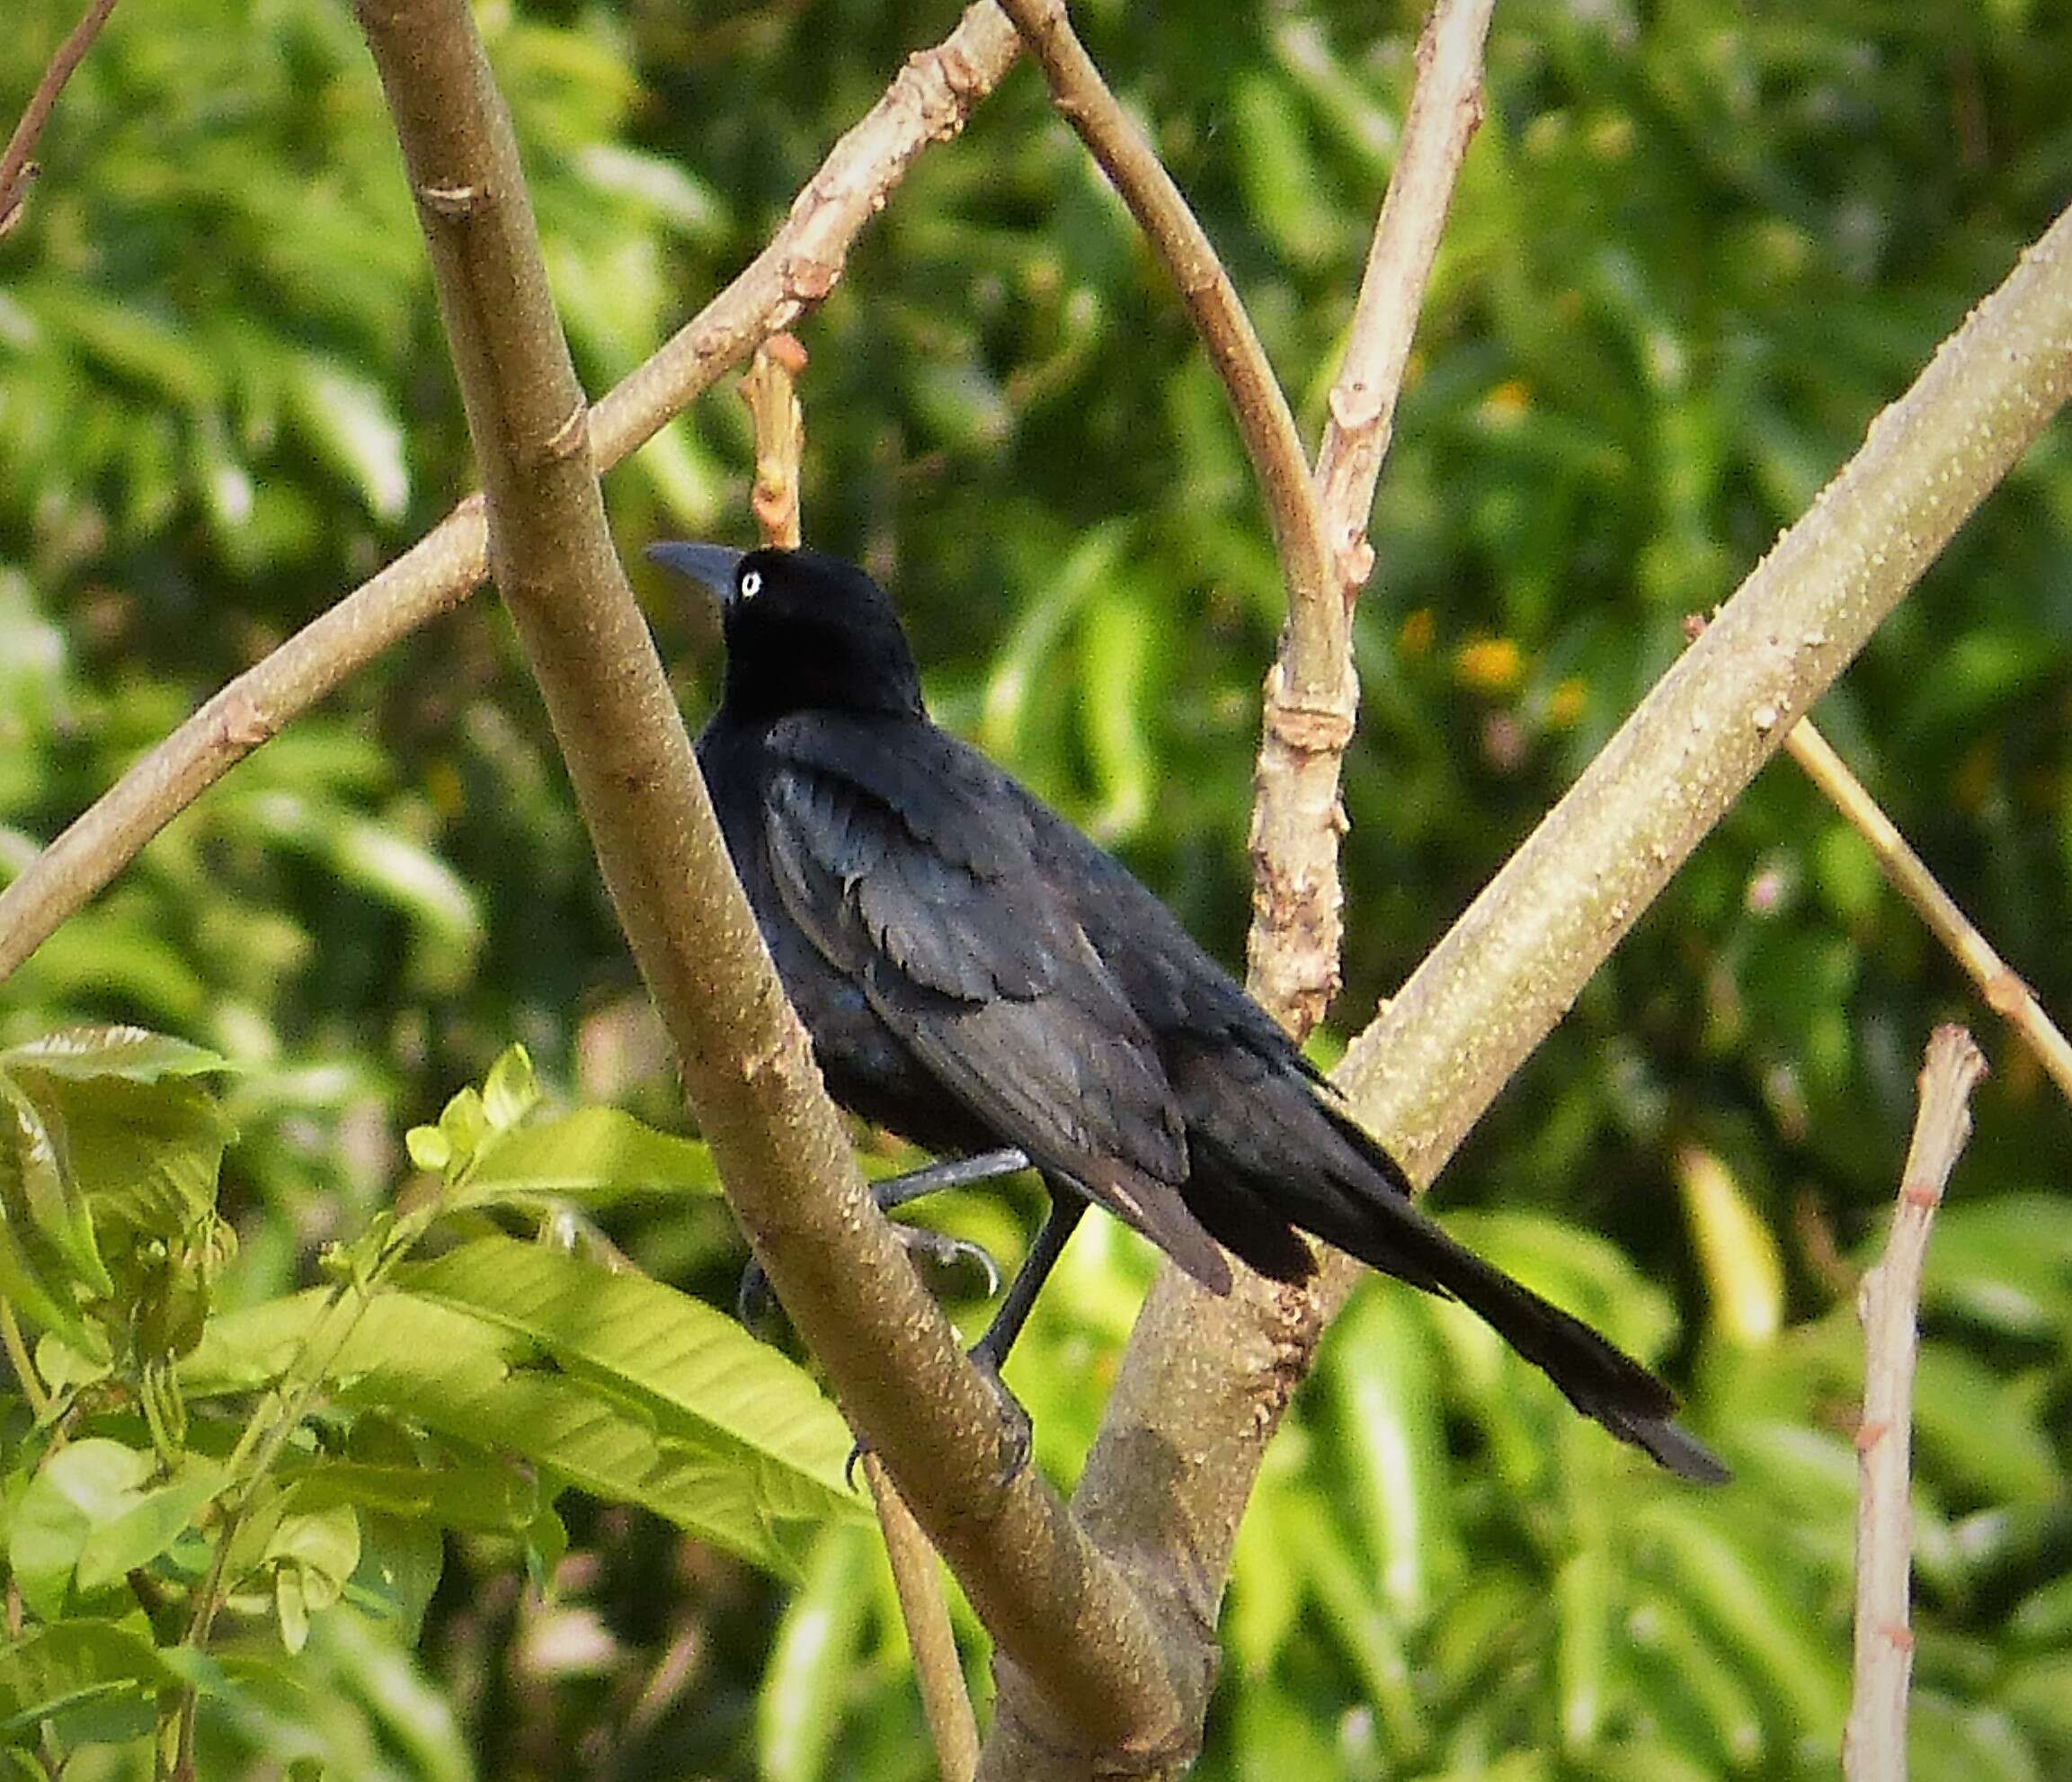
[736, 1146, 1030, 1327]
[946, 1187, 1088, 1485]
[967, 1186, 1085, 1377]
[842, 1185, 1087, 1490]
[874, 1146, 1029, 1212]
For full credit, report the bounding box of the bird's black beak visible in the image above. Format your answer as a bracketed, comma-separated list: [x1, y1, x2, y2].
[645, 540, 746, 605]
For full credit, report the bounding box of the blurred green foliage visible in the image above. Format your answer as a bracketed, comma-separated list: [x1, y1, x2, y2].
[4, 0, 2072, 1775]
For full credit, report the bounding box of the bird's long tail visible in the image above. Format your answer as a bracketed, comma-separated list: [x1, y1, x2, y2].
[1359, 1198, 1730, 1483]
[1187, 1091, 1729, 1483]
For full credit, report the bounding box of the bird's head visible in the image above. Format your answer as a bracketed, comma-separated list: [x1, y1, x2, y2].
[647, 542, 924, 724]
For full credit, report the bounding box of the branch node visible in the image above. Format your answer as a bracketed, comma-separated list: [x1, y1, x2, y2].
[542, 404, 589, 463]
[212, 690, 274, 753]
[780, 254, 840, 302]
[417, 180, 487, 218]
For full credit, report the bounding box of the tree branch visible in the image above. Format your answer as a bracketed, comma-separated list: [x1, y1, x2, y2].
[867, 1455, 982, 1782]
[1784, 718, 2072, 1102]
[0, 0, 1020, 988]
[1844, 1025, 1986, 1782]
[1022, 203, 2072, 1778]
[352, 0, 1181, 1749]
[1249, 0, 1496, 1033]
[740, 334, 809, 549]
[0, 0, 120, 237]
[992, 0, 1332, 673]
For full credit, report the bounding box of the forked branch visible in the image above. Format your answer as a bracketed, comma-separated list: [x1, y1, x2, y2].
[1844, 1025, 1987, 1780]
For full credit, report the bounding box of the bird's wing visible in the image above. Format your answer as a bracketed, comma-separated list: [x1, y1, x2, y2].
[760, 713, 1231, 1291]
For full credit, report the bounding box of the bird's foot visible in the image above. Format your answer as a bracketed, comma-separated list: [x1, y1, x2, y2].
[840, 1344, 1033, 1493]
[735, 1222, 1001, 1333]
[968, 1345, 1034, 1488]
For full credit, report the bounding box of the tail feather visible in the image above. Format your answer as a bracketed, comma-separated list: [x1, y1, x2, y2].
[1175, 1054, 1727, 1482]
[1330, 1186, 1729, 1484]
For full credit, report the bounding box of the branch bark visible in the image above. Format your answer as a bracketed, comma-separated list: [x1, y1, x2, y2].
[992, 0, 1332, 664]
[1249, 0, 1495, 1033]
[0, 0, 1021, 989]
[1844, 1025, 1987, 1782]
[1000, 204, 2072, 1778]
[1784, 719, 2072, 1102]
[0, 0, 120, 236]
[351, 0, 1185, 1750]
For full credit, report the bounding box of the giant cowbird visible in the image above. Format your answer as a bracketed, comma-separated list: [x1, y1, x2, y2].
[653, 540, 1726, 1483]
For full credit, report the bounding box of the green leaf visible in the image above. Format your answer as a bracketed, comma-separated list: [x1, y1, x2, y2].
[478, 1045, 540, 1133]
[0, 1074, 111, 1299]
[0, 1619, 175, 1746]
[1636, 1505, 1846, 1741]
[1324, 1283, 1459, 1627]
[280, 1458, 538, 1532]
[1625, 1590, 1768, 1771]
[184, 1263, 861, 1577]
[1676, 1145, 1784, 1345]
[75, 1457, 230, 1593]
[0, 1027, 228, 1083]
[1912, 1346, 2059, 1505]
[449, 1107, 716, 1210]
[14, 1070, 234, 1251]
[265, 1502, 362, 1644]
[8, 1439, 154, 1618]
[756, 1522, 877, 1782]
[1553, 1544, 1614, 1750]
[397, 1237, 852, 1484]
[1286, 1501, 1427, 1758]
[284, 353, 410, 521]
[342, 1511, 447, 1641]
[1920, 1196, 2072, 1340]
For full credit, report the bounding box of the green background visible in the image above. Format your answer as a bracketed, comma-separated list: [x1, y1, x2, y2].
[4, 0, 2072, 1775]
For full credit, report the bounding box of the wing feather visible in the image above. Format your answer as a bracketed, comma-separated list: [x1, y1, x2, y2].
[760, 718, 1231, 1289]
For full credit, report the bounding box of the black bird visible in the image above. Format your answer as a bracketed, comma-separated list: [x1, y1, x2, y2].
[653, 540, 1726, 1484]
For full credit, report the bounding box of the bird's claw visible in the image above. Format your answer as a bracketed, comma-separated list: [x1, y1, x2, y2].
[735, 1257, 779, 1332]
[735, 1223, 1003, 1339]
[969, 1347, 1034, 1487]
[841, 1347, 1032, 1494]
[894, 1225, 1002, 1297]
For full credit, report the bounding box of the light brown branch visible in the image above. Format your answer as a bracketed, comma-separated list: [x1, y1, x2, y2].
[741, 334, 808, 548]
[0, 0, 120, 237]
[1249, 0, 1495, 1033]
[1785, 718, 2072, 1102]
[1332, 200, 2072, 1189]
[992, 0, 1332, 674]
[352, 0, 1177, 1749]
[1844, 1025, 1986, 1782]
[0, 1, 1021, 988]
[1038, 204, 2072, 1778]
[866, 1456, 981, 1782]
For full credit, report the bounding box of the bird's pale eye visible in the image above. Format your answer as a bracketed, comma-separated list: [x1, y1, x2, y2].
[738, 570, 763, 601]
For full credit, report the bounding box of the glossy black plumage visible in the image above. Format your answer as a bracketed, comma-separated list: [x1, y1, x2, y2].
[657, 540, 1726, 1484]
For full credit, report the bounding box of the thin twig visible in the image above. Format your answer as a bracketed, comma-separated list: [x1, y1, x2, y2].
[354, 0, 1178, 1746]
[867, 1455, 982, 1782]
[1786, 719, 2072, 1102]
[1249, 0, 1495, 1033]
[0, 0, 120, 237]
[740, 334, 808, 548]
[992, 0, 1332, 661]
[1844, 1025, 1986, 1782]
[0, 1, 1021, 989]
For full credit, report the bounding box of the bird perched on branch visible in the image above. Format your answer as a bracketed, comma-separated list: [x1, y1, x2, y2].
[652, 539, 1726, 1484]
